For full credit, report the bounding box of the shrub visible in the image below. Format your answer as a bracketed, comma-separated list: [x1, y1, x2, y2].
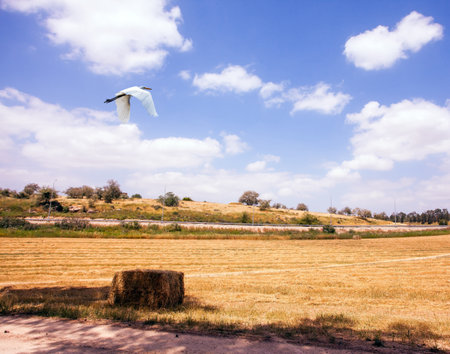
[297, 213, 320, 225]
[241, 212, 251, 223]
[131, 194, 142, 199]
[121, 221, 141, 230]
[0, 217, 37, 230]
[158, 192, 180, 207]
[438, 219, 448, 225]
[167, 223, 182, 232]
[259, 199, 271, 211]
[182, 197, 193, 201]
[322, 224, 336, 233]
[54, 219, 91, 230]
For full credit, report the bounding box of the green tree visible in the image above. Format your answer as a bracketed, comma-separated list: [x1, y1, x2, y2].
[158, 192, 180, 207]
[103, 180, 122, 203]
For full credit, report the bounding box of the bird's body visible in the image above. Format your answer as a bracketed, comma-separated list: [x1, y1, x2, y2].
[104, 86, 158, 122]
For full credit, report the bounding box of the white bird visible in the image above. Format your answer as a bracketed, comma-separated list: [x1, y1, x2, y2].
[104, 86, 158, 122]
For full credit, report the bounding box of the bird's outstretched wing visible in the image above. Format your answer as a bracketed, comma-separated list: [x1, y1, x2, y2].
[115, 95, 131, 122]
[121, 86, 158, 117]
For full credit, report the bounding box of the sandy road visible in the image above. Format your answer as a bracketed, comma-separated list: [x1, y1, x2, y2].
[0, 315, 360, 354]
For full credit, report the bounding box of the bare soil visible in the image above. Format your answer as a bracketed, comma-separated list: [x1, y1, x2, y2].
[0, 315, 429, 353]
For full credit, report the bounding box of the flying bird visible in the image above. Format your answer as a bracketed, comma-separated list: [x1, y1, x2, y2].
[104, 86, 158, 122]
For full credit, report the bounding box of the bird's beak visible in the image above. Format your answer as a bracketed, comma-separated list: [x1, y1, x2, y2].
[143, 87, 152, 90]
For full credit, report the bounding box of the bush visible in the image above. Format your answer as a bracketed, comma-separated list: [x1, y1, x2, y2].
[131, 194, 142, 199]
[54, 219, 91, 230]
[182, 197, 193, 201]
[0, 217, 37, 230]
[438, 219, 448, 225]
[158, 192, 180, 207]
[121, 221, 141, 230]
[167, 223, 182, 232]
[322, 224, 336, 233]
[259, 199, 271, 211]
[241, 212, 251, 223]
[297, 213, 320, 225]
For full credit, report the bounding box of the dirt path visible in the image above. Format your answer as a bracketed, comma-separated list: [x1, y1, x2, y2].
[0, 315, 361, 353]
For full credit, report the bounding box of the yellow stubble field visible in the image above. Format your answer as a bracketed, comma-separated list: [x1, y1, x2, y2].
[0, 235, 449, 349]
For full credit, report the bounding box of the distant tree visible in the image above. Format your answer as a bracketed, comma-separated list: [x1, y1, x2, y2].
[158, 192, 180, 207]
[103, 180, 122, 203]
[80, 185, 94, 198]
[36, 186, 58, 206]
[259, 199, 271, 211]
[296, 203, 309, 211]
[373, 212, 388, 220]
[272, 202, 287, 209]
[23, 183, 40, 196]
[94, 187, 104, 200]
[355, 208, 372, 219]
[131, 193, 142, 199]
[327, 207, 337, 214]
[182, 197, 193, 201]
[339, 206, 352, 216]
[238, 191, 259, 206]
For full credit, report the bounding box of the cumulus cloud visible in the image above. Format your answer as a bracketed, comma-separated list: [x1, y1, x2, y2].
[285, 83, 352, 115]
[0, 88, 222, 170]
[191, 65, 351, 114]
[221, 133, 248, 155]
[259, 82, 285, 99]
[246, 154, 280, 172]
[331, 98, 450, 177]
[1, 0, 192, 75]
[344, 11, 443, 70]
[348, 99, 450, 163]
[193, 65, 263, 94]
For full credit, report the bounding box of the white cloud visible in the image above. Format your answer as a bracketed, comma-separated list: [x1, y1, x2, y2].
[348, 99, 450, 164]
[221, 133, 248, 155]
[193, 65, 263, 94]
[178, 70, 191, 80]
[1, 0, 192, 75]
[246, 154, 280, 172]
[286, 82, 352, 115]
[259, 82, 285, 99]
[0, 88, 221, 171]
[344, 11, 443, 70]
[246, 160, 267, 172]
[330, 98, 450, 179]
[191, 66, 351, 114]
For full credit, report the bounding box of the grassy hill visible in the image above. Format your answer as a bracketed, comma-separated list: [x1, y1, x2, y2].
[0, 196, 390, 226]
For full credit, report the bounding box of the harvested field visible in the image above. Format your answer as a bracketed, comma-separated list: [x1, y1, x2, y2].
[0, 235, 449, 351]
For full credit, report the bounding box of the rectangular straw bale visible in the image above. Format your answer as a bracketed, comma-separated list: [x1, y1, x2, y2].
[109, 269, 184, 308]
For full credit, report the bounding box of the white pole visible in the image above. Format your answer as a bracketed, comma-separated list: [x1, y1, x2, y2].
[48, 179, 57, 218]
[161, 185, 166, 222]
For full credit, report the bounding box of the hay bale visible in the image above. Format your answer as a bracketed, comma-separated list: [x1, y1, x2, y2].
[109, 269, 184, 308]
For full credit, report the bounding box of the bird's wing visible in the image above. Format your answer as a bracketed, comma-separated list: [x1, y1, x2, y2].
[122, 87, 158, 117]
[115, 95, 131, 122]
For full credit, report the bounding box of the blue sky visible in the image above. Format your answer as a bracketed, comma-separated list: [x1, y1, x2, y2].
[1, 0, 449, 213]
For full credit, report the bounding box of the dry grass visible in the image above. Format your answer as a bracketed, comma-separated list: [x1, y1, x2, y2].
[55, 197, 389, 225]
[0, 235, 449, 350]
